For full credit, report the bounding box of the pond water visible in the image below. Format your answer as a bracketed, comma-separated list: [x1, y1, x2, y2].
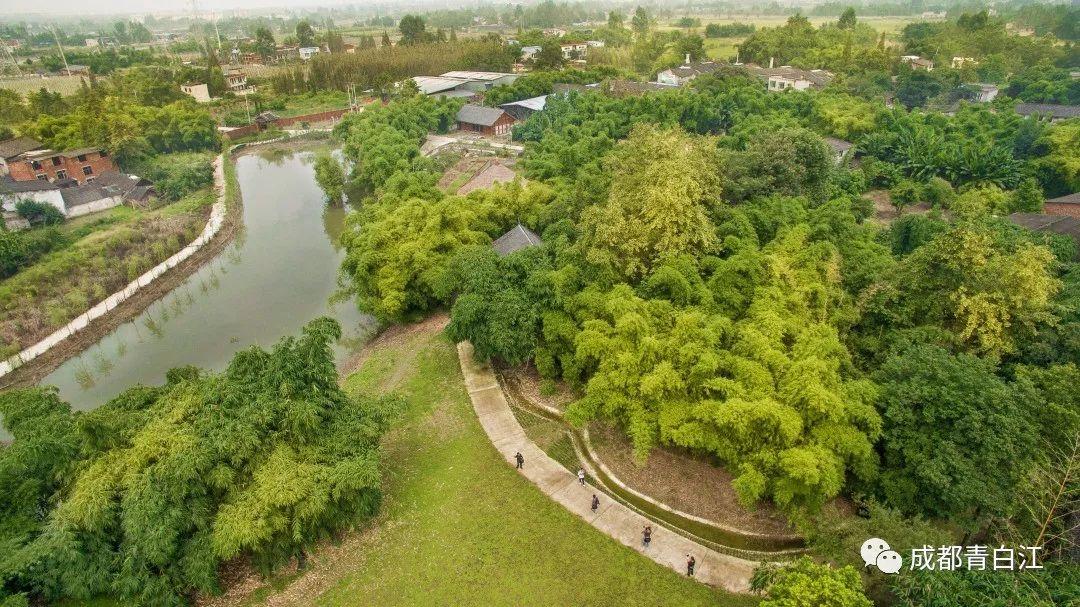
[35, 146, 378, 415]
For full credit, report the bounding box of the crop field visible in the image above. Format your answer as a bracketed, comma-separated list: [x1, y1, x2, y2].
[0, 74, 85, 97]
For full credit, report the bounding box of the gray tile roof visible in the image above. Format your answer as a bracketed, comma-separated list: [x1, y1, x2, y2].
[0, 136, 43, 159]
[0, 176, 61, 192]
[665, 61, 725, 79]
[1046, 193, 1080, 205]
[493, 223, 543, 256]
[1014, 103, 1080, 119]
[1009, 213, 1080, 251]
[457, 104, 508, 127]
[61, 185, 111, 208]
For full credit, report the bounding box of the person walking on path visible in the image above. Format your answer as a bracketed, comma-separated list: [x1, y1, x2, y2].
[515, 451, 524, 469]
[577, 468, 586, 486]
[591, 494, 599, 513]
[643, 525, 652, 548]
[686, 555, 696, 577]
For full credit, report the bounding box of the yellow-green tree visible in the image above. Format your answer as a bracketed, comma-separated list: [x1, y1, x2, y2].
[580, 124, 722, 280]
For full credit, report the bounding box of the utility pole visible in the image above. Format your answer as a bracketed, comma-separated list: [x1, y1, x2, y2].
[212, 10, 222, 50]
[2, 42, 21, 74]
[49, 25, 70, 75]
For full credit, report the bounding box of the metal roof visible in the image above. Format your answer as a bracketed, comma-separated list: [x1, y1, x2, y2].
[440, 71, 516, 81]
[412, 76, 470, 95]
[500, 95, 548, 112]
[457, 104, 508, 127]
[493, 223, 543, 256]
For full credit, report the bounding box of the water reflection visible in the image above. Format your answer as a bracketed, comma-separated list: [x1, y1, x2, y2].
[35, 146, 378, 416]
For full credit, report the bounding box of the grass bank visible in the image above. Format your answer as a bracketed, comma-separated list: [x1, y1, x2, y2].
[0, 189, 214, 359]
[212, 318, 757, 607]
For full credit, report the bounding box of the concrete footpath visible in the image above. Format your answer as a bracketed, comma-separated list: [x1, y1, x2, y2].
[457, 342, 757, 594]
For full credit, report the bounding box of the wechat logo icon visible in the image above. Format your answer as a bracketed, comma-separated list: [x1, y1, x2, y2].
[861, 538, 903, 574]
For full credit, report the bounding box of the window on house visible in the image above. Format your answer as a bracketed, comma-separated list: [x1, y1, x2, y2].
[52, 156, 62, 166]
[77, 154, 87, 162]
[31, 160, 42, 170]
[36, 174, 48, 181]
[55, 170, 67, 180]
[82, 166, 93, 176]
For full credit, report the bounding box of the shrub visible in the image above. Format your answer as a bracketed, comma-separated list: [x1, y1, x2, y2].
[14, 200, 64, 226]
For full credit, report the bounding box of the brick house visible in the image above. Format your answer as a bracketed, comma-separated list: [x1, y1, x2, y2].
[8, 147, 117, 185]
[456, 105, 515, 137]
[0, 136, 44, 176]
[1044, 193, 1080, 218]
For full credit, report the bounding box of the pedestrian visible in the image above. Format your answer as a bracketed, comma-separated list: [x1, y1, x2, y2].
[591, 494, 599, 513]
[577, 468, 586, 486]
[643, 525, 652, 548]
[686, 555, 696, 577]
[515, 451, 524, 469]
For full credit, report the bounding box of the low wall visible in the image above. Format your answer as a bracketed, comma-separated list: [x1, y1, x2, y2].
[0, 156, 228, 379]
[223, 108, 352, 141]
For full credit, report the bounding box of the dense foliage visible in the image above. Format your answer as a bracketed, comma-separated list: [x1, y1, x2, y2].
[338, 77, 1079, 520]
[0, 319, 395, 606]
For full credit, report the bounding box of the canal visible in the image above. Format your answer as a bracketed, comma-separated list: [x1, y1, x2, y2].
[38, 145, 378, 414]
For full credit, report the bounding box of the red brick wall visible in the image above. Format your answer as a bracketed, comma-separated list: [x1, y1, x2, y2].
[273, 108, 350, 128]
[8, 150, 116, 184]
[1044, 202, 1080, 218]
[223, 108, 354, 140]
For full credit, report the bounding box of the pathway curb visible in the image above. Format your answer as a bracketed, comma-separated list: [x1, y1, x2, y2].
[457, 341, 758, 594]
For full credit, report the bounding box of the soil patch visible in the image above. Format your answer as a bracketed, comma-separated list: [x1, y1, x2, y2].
[589, 423, 795, 536]
[868, 189, 932, 224]
[506, 364, 795, 537]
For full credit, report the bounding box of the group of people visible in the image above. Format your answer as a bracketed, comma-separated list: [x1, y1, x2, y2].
[512, 451, 696, 577]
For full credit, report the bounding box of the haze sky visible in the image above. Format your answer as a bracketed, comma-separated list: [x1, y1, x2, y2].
[1, 0, 457, 19]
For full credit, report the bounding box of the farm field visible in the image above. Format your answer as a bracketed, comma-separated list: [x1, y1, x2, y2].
[0, 74, 86, 96]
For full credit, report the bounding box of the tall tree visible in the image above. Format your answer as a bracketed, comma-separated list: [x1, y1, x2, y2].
[837, 7, 857, 29]
[253, 26, 275, 61]
[631, 6, 651, 37]
[876, 344, 1035, 524]
[313, 153, 346, 204]
[580, 124, 721, 279]
[398, 14, 429, 45]
[295, 19, 315, 47]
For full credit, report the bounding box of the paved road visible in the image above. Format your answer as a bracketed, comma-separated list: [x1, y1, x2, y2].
[456, 342, 758, 594]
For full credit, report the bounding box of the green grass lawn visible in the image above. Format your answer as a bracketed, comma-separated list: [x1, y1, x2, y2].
[237, 323, 758, 607]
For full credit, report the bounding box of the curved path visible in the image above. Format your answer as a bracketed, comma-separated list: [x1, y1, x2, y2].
[457, 341, 758, 594]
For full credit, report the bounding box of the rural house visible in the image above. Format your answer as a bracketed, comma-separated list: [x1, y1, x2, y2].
[0, 136, 44, 176]
[1044, 193, 1080, 218]
[493, 223, 543, 256]
[7, 147, 117, 185]
[656, 59, 724, 86]
[456, 105, 515, 136]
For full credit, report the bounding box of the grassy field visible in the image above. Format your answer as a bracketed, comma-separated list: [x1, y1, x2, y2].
[214, 319, 757, 607]
[0, 74, 86, 97]
[0, 188, 213, 358]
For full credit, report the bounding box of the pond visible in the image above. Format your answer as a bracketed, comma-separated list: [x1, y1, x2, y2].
[35, 145, 377, 416]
